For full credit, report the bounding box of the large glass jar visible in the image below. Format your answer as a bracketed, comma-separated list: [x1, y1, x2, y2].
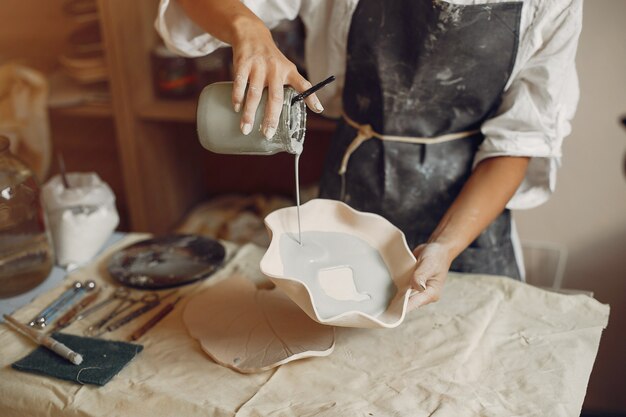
[0, 136, 54, 298]
[197, 82, 307, 155]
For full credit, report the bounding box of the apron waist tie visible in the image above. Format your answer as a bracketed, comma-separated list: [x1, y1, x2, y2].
[339, 112, 481, 175]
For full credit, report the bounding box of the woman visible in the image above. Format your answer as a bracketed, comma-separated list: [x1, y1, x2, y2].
[156, 0, 582, 309]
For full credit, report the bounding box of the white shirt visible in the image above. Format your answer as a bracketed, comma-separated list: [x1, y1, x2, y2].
[156, 0, 582, 210]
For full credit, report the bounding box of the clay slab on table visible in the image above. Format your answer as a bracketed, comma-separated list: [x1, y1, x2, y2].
[183, 274, 335, 374]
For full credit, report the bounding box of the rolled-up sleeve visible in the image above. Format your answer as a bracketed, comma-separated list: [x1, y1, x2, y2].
[155, 0, 302, 57]
[476, 0, 583, 210]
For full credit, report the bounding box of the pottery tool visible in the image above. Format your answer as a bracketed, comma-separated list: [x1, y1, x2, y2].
[39, 281, 97, 327]
[129, 296, 182, 341]
[75, 287, 130, 322]
[52, 288, 102, 331]
[104, 290, 177, 333]
[57, 152, 71, 189]
[86, 292, 159, 336]
[29, 281, 82, 327]
[84, 290, 136, 335]
[4, 314, 83, 365]
[290, 75, 336, 105]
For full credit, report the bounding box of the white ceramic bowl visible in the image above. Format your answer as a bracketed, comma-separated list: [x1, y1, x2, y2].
[260, 199, 416, 328]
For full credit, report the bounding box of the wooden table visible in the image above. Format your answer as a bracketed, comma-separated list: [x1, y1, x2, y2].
[0, 234, 609, 417]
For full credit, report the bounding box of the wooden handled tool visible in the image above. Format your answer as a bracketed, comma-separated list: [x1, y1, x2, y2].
[52, 289, 101, 331]
[129, 296, 182, 341]
[4, 314, 83, 365]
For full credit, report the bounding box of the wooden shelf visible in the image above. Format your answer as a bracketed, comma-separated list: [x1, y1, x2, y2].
[94, 0, 338, 233]
[137, 98, 197, 122]
[49, 102, 113, 118]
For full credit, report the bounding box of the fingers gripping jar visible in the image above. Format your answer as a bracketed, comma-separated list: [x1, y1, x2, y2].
[197, 82, 307, 155]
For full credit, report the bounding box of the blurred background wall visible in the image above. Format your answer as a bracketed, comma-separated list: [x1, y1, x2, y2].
[515, 0, 626, 413]
[0, 0, 71, 73]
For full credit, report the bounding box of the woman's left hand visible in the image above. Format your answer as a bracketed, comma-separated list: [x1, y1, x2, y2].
[407, 243, 453, 311]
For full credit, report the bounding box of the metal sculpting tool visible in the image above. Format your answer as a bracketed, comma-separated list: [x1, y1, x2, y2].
[75, 287, 130, 322]
[28, 281, 82, 327]
[39, 281, 97, 327]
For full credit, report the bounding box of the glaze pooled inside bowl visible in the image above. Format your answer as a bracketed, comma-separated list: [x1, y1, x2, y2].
[280, 231, 397, 319]
[261, 199, 416, 329]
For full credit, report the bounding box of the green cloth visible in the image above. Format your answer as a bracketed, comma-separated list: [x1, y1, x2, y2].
[12, 333, 143, 386]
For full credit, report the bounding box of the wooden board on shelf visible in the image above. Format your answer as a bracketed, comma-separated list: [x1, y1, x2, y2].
[49, 102, 113, 118]
[137, 98, 197, 122]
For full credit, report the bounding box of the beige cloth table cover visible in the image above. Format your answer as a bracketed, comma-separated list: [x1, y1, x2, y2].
[0, 234, 609, 417]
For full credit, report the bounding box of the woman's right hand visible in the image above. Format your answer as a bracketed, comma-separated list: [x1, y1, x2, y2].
[230, 17, 324, 139]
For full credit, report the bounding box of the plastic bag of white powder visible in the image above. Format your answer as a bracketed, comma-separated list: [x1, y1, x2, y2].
[42, 172, 119, 268]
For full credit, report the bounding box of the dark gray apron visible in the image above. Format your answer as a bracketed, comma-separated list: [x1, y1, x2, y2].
[319, 0, 523, 279]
